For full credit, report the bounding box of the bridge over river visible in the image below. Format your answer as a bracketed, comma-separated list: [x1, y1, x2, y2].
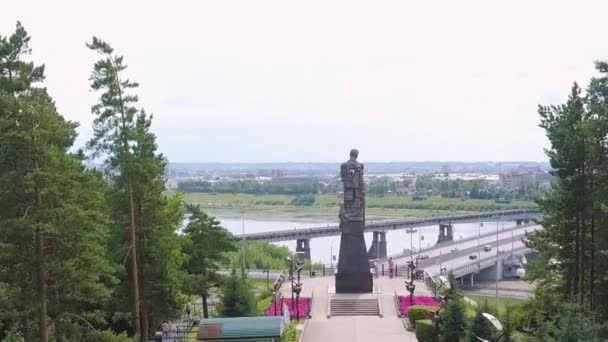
[239, 208, 541, 242]
[239, 208, 542, 260]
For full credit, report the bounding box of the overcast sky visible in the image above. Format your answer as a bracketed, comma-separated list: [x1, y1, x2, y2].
[2, 0, 607, 162]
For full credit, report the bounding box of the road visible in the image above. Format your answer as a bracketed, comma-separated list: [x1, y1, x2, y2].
[423, 239, 528, 278]
[385, 224, 539, 265]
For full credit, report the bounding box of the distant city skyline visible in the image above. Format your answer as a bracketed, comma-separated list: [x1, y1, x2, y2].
[3, 0, 607, 162]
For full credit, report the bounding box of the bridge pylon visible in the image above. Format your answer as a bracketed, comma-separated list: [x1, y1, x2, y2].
[296, 238, 311, 260]
[368, 231, 387, 259]
[437, 223, 453, 243]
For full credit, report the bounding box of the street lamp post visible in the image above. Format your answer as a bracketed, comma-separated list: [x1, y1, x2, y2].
[241, 208, 246, 277]
[478, 217, 482, 273]
[410, 229, 414, 265]
[495, 212, 502, 309]
[330, 241, 333, 269]
[439, 245, 443, 275]
[287, 257, 294, 321]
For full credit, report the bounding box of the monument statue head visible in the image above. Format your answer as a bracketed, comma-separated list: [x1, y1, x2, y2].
[349, 149, 359, 160]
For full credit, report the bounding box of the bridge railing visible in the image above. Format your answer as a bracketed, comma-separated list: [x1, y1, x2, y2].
[240, 208, 543, 241]
[431, 246, 531, 278]
[386, 222, 538, 261]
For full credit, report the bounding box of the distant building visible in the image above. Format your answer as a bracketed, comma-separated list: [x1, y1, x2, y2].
[499, 171, 554, 189]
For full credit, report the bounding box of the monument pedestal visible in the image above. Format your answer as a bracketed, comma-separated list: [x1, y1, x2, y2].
[335, 222, 373, 293]
[335, 272, 373, 293]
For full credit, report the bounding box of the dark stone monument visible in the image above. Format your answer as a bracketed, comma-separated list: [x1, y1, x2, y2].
[335, 149, 373, 293]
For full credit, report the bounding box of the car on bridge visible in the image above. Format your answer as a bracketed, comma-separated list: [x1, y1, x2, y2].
[419, 254, 429, 260]
[469, 254, 478, 260]
[483, 245, 492, 252]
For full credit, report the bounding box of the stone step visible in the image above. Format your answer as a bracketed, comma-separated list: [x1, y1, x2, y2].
[329, 298, 380, 317]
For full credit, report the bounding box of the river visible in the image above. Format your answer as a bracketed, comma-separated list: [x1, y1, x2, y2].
[216, 216, 513, 264]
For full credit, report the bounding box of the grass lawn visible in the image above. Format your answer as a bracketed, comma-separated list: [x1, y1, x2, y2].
[465, 295, 528, 316]
[182, 192, 537, 221]
[249, 278, 272, 291]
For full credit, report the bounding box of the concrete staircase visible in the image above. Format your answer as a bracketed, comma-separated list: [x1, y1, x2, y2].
[329, 298, 380, 317]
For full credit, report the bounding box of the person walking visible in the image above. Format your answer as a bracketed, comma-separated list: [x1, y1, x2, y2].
[388, 257, 394, 279]
[185, 302, 192, 319]
[373, 260, 379, 278]
[161, 320, 170, 341]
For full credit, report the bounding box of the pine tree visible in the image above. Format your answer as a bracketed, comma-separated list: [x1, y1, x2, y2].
[86, 37, 143, 340]
[533, 62, 608, 316]
[87, 37, 184, 340]
[466, 309, 494, 342]
[0, 22, 114, 342]
[217, 269, 255, 318]
[437, 272, 466, 341]
[439, 296, 466, 341]
[182, 205, 236, 318]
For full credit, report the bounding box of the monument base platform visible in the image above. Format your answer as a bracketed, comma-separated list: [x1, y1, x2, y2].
[335, 272, 373, 293]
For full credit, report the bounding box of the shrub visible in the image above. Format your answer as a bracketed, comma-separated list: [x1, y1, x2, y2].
[283, 322, 298, 342]
[291, 194, 315, 206]
[218, 269, 256, 317]
[415, 320, 439, 342]
[256, 296, 273, 316]
[408, 305, 435, 327]
[96, 330, 136, 342]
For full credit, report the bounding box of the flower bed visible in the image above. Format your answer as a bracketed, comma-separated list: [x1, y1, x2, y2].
[264, 297, 311, 319]
[398, 296, 439, 316]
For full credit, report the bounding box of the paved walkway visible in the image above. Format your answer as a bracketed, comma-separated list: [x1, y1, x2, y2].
[280, 275, 429, 342]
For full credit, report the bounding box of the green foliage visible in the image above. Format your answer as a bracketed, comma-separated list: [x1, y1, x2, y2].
[291, 194, 316, 206]
[415, 320, 439, 342]
[217, 269, 255, 317]
[501, 307, 514, 342]
[283, 322, 298, 342]
[466, 309, 494, 342]
[531, 62, 608, 319]
[182, 204, 237, 317]
[0, 22, 115, 341]
[228, 241, 290, 270]
[178, 179, 328, 195]
[552, 305, 604, 342]
[95, 330, 136, 342]
[408, 306, 434, 327]
[255, 296, 273, 316]
[440, 298, 467, 342]
[87, 36, 185, 339]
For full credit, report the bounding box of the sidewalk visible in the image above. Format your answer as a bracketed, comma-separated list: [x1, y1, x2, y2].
[279, 275, 427, 342]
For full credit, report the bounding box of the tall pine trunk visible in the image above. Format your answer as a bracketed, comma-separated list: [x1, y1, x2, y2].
[574, 215, 580, 302]
[36, 227, 47, 342]
[34, 150, 48, 342]
[137, 202, 149, 342]
[202, 289, 209, 319]
[590, 214, 595, 310]
[580, 155, 586, 307]
[128, 181, 142, 339]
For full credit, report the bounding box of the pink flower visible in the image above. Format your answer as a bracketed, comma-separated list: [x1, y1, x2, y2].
[264, 297, 311, 318]
[398, 296, 439, 316]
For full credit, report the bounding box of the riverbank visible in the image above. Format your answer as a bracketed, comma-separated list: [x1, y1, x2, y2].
[181, 192, 537, 221]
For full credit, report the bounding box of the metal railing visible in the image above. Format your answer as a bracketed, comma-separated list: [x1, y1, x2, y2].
[239, 208, 543, 242]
